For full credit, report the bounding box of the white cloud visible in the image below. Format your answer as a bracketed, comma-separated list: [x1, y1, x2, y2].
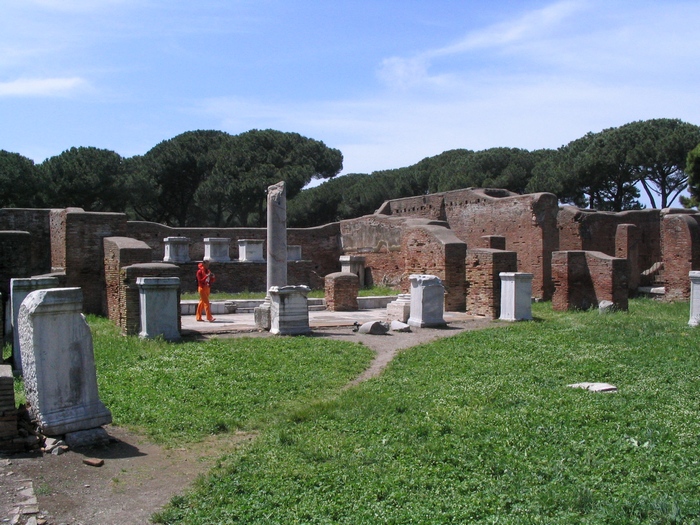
[0, 77, 88, 97]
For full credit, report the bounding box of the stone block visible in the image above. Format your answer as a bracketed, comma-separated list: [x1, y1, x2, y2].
[18, 287, 112, 436]
[386, 294, 411, 323]
[287, 245, 302, 261]
[499, 272, 533, 321]
[163, 237, 191, 263]
[269, 285, 310, 335]
[238, 239, 265, 262]
[204, 238, 231, 262]
[10, 276, 59, 374]
[340, 255, 366, 288]
[689, 271, 700, 326]
[408, 274, 446, 328]
[137, 277, 181, 341]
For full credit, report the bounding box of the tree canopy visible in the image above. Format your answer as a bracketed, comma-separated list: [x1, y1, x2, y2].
[0, 150, 43, 208]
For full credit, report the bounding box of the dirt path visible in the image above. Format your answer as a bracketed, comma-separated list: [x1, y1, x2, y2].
[1, 319, 496, 524]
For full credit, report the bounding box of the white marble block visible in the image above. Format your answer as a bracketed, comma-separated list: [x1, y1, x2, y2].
[408, 274, 446, 328]
[499, 272, 534, 321]
[204, 238, 231, 262]
[163, 237, 191, 263]
[386, 294, 411, 323]
[340, 255, 366, 288]
[137, 277, 181, 341]
[238, 239, 265, 262]
[269, 285, 311, 335]
[10, 276, 60, 375]
[689, 271, 700, 326]
[18, 287, 112, 436]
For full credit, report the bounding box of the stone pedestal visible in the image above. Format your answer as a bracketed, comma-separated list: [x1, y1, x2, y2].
[324, 272, 359, 311]
[163, 237, 191, 263]
[408, 275, 446, 328]
[204, 238, 231, 262]
[499, 272, 533, 321]
[10, 277, 60, 374]
[238, 239, 265, 262]
[137, 277, 181, 341]
[269, 285, 311, 335]
[386, 294, 411, 323]
[689, 272, 700, 326]
[340, 255, 366, 288]
[287, 245, 302, 261]
[18, 288, 112, 436]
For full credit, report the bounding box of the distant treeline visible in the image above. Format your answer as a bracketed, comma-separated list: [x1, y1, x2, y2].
[2, 119, 700, 228]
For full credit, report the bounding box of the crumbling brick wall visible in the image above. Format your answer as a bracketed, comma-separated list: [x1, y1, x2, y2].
[552, 250, 628, 311]
[340, 215, 466, 311]
[325, 272, 359, 311]
[120, 263, 181, 336]
[0, 231, 32, 300]
[378, 189, 558, 301]
[660, 213, 700, 302]
[465, 248, 518, 318]
[104, 237, 153, 326]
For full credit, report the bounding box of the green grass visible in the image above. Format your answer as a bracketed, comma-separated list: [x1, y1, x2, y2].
[152, 299, 700, 524]
[89, 317, 374, 444]
[180, 285, 400, 301]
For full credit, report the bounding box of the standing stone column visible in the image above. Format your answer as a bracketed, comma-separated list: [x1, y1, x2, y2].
[408, 274, 446, 328]
[10, 277, 59, 375]
[689, 272, 700, 326]
[18, 288, 112, 437]
[137, 277, 181, 341]
[499, 272, 534, 321]
[255, 181, 288, 330]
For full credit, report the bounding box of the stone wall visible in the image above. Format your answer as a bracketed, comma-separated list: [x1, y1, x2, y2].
[340, 215, 467, 311]
[660, 213, 700, 302]
[465, 248, 518, 318]
[378, 188, 559, 300]
[0, 231, 31, 299]
[551, 250, 628, 311]
[104, 237, 154, 327]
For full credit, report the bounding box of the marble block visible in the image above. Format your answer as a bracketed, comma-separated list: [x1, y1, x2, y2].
[407, 274, 446, 328]
[163, 237, 190, 263]
[137, 277, 181, 341]
[204, 238, 231, 262]
[18, 287, 112, 436]
[499, 272, 533, 321]
[269, 285, 311, 335]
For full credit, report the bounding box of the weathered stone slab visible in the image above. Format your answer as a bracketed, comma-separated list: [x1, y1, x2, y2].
[689, 271, 700, 326]
[386, 294, 411, 323]
[568, 382, 618, 393]
[269, 285, 310, 335]
[358, 321, 389, 335]
[18, 287, 112, 436]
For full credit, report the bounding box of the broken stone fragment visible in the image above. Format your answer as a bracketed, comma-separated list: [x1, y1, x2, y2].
[389, 320, 411, 332]
[358, 321, 389, 335]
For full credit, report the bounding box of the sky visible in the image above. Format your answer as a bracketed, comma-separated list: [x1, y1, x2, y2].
[2, 0, 700, 181]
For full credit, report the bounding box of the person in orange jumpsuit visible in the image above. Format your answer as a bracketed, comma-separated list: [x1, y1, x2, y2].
[195, 259, 216, 322]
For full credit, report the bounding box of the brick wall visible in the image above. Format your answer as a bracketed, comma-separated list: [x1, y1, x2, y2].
[465, 248, 518, 317]
[120, 263, 181, 336]
[340, 215, 467, 311]
[660, 213, 700, 302]
[104, 237, 153, 326]
[63, 211, 128, 315]
[552, 250, 628, 311]
[616, 224, 640, 290]
[324, 272, 359, 311]
[0, 209, 53, 276]
[379, 189, 558, 300]
[0, 231, 32, 299]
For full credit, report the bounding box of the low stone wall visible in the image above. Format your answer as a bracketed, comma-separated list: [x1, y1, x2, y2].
[0, 231, 31, 299]
[465, 248, 518, 318]
[552, 250, 628, 311]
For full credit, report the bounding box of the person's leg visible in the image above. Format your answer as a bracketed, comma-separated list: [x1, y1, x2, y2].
[201, 286, 215, 321]
[196, 286, 206, 321]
